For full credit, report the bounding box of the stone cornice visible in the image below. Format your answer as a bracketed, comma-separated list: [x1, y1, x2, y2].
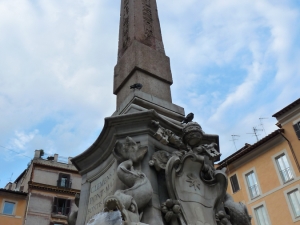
[33, 159, 78, 173]
[28, 181, 80, 195]
[273, 98, 300, 118]
[71, 109, 183, 174]
[0, 188, 27, 196]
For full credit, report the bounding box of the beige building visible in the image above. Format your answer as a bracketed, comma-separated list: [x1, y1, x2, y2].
[12, 150, 82, 225]
[217, 98, 300, 225]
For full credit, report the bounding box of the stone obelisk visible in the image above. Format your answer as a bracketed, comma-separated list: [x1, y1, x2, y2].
[71, 1, 250, 225]
[114, 0, 172, 107]
[113, 0, 184, 123]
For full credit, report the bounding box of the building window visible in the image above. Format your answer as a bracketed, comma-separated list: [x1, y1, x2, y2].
[293, 121, 300, 140]
[288, 189, 300, 218]
[254, 205, 270, 225]
[2, 201, 15, 215]
[57, 173, 71, 188]
[52, 198, 71, 216]
[246, 171, 260, 199]
[230, 174, 240, 193]
[275, 154, 293, 183]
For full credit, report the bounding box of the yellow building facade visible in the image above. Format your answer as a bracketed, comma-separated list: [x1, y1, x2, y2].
[0, 189, 27, 225]
[218, 98, 300, 225]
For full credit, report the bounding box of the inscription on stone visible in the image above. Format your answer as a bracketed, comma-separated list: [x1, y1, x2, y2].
[122, 0, 130, 49]
[142, 0, 153, 38]
[85, 161, 117, 223]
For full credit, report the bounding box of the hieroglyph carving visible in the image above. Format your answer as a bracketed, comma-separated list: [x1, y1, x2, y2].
[142, 0, 153, 38]
[123, 0, 130, 49]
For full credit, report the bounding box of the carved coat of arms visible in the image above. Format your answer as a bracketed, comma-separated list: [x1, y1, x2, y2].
[150, 121, 252, 225]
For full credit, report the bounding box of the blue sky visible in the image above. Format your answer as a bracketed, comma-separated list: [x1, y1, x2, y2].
[0, 0, 299, 188]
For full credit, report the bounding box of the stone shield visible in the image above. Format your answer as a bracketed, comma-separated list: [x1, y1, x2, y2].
[165, 153, 228, 225]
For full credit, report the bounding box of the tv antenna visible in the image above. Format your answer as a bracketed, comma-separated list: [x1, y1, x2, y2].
[9, 173, 13, 182]
[259, 118, 268, 135]
[247, 127, 263, 142]
[230, 135, 240, 151]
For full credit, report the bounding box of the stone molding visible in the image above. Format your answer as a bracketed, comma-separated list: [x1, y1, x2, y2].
[71, 110, 183, 174]
[28, 181, 80, 195]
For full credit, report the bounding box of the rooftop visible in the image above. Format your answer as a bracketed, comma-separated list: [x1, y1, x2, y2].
[217, 129, 283, 169]
[33, 158, 78, 172]
[0, 188, 27, 196]
[272, 98, 300, 118]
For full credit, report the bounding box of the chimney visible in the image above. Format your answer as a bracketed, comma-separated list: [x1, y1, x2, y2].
[34, 150, 41, 159]
[54, 154, 58, 162]
[5, 182, 12, 190]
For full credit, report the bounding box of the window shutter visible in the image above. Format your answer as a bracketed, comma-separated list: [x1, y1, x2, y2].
[53, 197, 58, 213]
[230, 174, 240, 193]
[294, 123, 300, 140]
[67, 179, 72, 189]
[67, 174, 71, 188]
[66, 200, 71, 215]
[57, 173, 63, 187]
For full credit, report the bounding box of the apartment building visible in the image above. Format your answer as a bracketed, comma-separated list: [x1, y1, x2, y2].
[218, 98, 300, 225]
[12, 150, 81, 225]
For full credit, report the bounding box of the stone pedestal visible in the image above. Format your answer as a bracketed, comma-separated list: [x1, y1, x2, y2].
[72, 110, 182, 225]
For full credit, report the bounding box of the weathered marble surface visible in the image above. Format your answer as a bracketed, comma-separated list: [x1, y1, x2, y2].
[102, 137, 153, 224]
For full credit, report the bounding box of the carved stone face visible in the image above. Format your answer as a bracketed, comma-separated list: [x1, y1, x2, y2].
[113, 137, 148, 163]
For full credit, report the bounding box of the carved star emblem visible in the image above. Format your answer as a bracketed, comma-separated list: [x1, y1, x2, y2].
[186, 173, 201, 191]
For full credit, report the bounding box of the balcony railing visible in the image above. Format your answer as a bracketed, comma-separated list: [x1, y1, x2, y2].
[52, 206, 68, 216]
[279, 167, 293, 183]
[57, 179, 72, 189]
[248, 184, 260, 199]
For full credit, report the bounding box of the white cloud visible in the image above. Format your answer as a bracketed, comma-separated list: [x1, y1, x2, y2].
[162, 0, 300, 156]
[9, 130, 39, 150]
[0, 0, 299, 187]
[0, 0, 117, 161]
